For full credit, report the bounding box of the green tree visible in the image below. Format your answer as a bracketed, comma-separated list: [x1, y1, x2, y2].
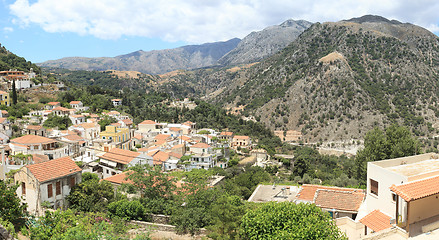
[43, 115, 72, 130]
[67, 173, 116, 212]
[240, 202, 346, 240]
[208, 195, 246, 239]
[11, 79, 17, 105]
[0, 179, 26, 224]
[355, 124, 420, 183]
[98, 115, 118, 131]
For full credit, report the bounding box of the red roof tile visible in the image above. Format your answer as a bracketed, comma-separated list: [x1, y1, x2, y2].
[11, 135, 56, 145]
[101, 148, 141, 165]
[296, 184, 365, 202]
[103, 171, 133, 185]
[220, 131, 234, 136]
[26, 156, 81, 183]
[313, 189, 365, 212]
[360, 210, 391, 233]
[47, 102, 60, 106]
[26, 125, 44, 130]
[69, 101, 81, 104]
[190, 142, 211, 148]
[139, 120, 157, 125]
[233, 135, 250, 140]
[154, 134, 171, 141]
[390, 175, 439, 202]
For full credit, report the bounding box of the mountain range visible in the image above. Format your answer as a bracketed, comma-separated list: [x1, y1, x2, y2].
[38, 19, 312, 74]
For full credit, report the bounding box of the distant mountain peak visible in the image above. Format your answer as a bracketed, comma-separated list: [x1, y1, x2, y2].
[344, 15, 402, 25]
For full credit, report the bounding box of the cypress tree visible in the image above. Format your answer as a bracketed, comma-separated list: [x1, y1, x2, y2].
[12, 79, 17, 105]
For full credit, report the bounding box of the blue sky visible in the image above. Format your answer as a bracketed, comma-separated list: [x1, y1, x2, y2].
[1, 0, 439, 63]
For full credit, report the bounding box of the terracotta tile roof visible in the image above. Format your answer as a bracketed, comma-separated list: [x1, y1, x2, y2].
[137, 147, 149, 152]
[11, 135, 56, 145]
[233, 135, 250, 140]
[296, 184, 365, 202]
[70, 101, 81, 104]
[360, 210, 392, 233]
[0, 118, 6, 124]
[220, 131, 234, 136]
[32, 154, 49, 164]
[122, 119, 133, 124]
[77, 122, 98, 129]
[111, 123, 121, 127]
[26, 156, 81, 183]
[101, 148, 141, 165]
[107, 111, 120, 115]
[139, 120, 157, 125]
[26, 125, 44, 130]
[154, 139, 167, 146]
[62, 134, 84, 142]
[11, 142, 30, 149]
[47, 102, 60, 106]
[1, 110, 7, 115]
[155, 134, 171, 141]
[89, 114, 99, 118]
[103, 171, 133, 185]
[0, 90, 8, 95]
[112, 99, 121, 101]
[151, 151, 169, 165]
[190, 142, 211, 148]
[179, 136, 191, 142]
[172, 144, 185, 149]
[133, 134, 142, 140]
[313, 189, 365, 212]
[170, 127, 182, 132]
[169, 152, 182, 159]
[52, 106, 69, 111]
[71, 115, 84, 118]
[390, 175, 439, 202]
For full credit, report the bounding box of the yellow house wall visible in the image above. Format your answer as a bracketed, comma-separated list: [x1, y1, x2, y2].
[409, 193, 439, 224]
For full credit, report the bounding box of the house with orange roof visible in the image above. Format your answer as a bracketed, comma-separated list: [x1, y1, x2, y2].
[14, 156, 82, 215]
[51, 106, 72, 117]
[296, 184, 365, 219]
[69, 101, 83, 109]
[69, 122, 100, 140]
[171, 143, 186, 156]
[360, 152, 439, 237]
[25, 124, 46, 137]
[99, 148, 152, 178]
[120, 118, 133, 128]
[9, 135, 68, 160]
[218, 131, 234, 142]
[147, 150, 169, 167]
[138, 120, 164, 133]
[60, 134, 86, 158]
[46, 102, 61, 110]
[186, 142, 216, 170]
[231, 135, 252, 149]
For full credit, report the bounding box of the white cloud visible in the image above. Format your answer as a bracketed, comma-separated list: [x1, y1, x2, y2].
[8, 0, 439, 43]
[3, 27, 13, 32]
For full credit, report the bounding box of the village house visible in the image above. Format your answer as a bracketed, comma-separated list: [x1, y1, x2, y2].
[9, 135, 69, 160]
[69, 114, 86, 125]
[164, 152, 182, 171]
[51, 106, 73, 117]
[46, 102, 61, 110]
[99, 148, 152, 178]
[231, 135, 252, 149]
[186, 142, 216, 170]
[361, 152, 439, 237]
[0, 69, 36, 90]
[25, 125, 46, 137]
[0, 91, 10, 106]
[100, 125, 131, 151]
[218, 131, 234, 142]
[69, 101, 85, 110]
[60, 134, 86, 158]
[111, 99, 122, 107]
[69, 122, 101, 141]
[14, 156, 82, 215]
[138, 120, 164, 133]
[296, 184, 365, 220]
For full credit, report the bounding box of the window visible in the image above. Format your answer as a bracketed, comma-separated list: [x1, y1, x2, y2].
[370, 179, 378, 196]
[47, 184, 53, 198]
[392, 193, 397, 202]
[69, 177, 76, 187]
[56, 181, 61, 195]
[22, 182, 26, 195]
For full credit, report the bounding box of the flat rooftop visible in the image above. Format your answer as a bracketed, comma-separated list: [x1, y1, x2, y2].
[248, 184, 299, 203]
[387, 159, 439, 177]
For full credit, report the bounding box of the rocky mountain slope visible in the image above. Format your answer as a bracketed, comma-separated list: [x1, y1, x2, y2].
[218, 19, 312, 66]
[159, 15, 439, 143]
[39, 19, 311, 74]
[39, 38, 240, 75]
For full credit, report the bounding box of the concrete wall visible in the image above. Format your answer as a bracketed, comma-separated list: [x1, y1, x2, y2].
[410, 193, 439, 224]
[366, 162, 408, 219]
[336, 217, 365, 240]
